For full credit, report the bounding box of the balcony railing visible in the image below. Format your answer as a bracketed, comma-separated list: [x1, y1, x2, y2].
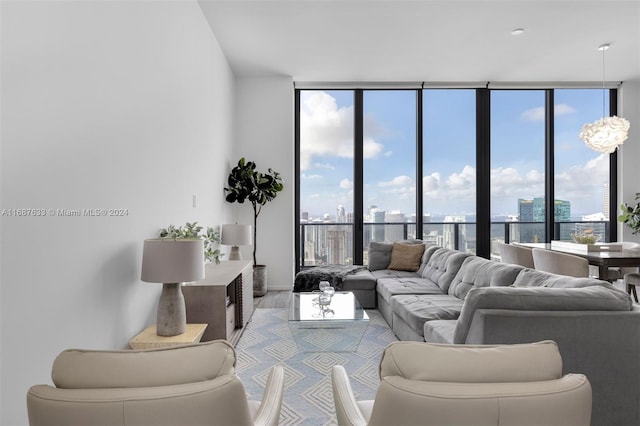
[299, 221, 611, 267]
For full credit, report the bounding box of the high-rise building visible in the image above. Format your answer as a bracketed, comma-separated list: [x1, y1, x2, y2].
[518, 199, 534, 222]
[385, 211, 406, 242]
[517, 198, 571, 242]
[603, 183, 610, 218]
[336, 204, 346, 223]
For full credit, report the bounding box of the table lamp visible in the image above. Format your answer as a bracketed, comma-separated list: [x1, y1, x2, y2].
[221, 224, 252, 261]
[141, 238, 205, 336]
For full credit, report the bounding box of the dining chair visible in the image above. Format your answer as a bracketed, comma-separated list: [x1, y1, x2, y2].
[532, 248, 589, 277]
[497, 242, 534, 268]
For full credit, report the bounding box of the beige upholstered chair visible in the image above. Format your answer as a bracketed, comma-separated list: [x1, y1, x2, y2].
[332, 340, 591, 426]
[27, 340, 284, 426]
[532, 248, 589, 277]
[498, 242, 535, 268]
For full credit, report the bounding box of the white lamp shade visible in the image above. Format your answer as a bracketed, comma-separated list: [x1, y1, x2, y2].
[221, 224, 252, 246]
[141, 238, 205, 283]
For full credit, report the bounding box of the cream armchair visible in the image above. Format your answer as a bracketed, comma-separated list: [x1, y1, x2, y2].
[332, 340, 591, 426]
[27, 340, 284, 426]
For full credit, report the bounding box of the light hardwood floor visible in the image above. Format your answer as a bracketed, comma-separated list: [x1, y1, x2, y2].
[253, 290, 291, 309]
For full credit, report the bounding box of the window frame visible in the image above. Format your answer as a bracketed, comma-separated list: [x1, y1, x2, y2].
[295, 86, 618, 270]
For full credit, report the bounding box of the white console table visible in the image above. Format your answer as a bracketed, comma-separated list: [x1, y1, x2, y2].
[182, 260, 254, 345]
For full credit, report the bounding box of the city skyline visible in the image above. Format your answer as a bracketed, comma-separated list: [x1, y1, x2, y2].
[300, 89, 610, 219]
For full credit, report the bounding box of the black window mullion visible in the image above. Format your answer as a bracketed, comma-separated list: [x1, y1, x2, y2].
[476, 88, 491, 259]
[609, 89, 618, 243]
[294, 89, 302, 272]
[416, 90, 424, 240]
[545, 90, 555, 242]
[353, 90, 364, 265]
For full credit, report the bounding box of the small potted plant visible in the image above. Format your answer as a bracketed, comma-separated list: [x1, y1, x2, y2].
[619, 193, 640, 234]
[159, 222, 222, 263]
[224, 158, 284, 296]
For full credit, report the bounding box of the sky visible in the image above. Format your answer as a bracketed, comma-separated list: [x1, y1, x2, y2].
[300, 89, 610, 220]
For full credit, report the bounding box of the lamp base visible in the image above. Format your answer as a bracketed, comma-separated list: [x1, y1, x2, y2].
[156, 283, 186, 336]
[228, 246, 242, 261]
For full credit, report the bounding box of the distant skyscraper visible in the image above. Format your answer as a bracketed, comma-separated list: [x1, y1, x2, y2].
[385, 211, 406, 242]
[518, 199, 534, 222]
[336, 204, 346, 223]
[373, 209, 385, 242]
[603, 183, 610, 218]
[517, 198, 571, 242]
[301, 211, 309, 222]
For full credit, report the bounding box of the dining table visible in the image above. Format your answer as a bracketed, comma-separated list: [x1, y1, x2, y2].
[519, 242, 640, 281]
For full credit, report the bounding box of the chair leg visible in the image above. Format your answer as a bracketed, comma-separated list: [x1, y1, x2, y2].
[627, 283, 639, 303]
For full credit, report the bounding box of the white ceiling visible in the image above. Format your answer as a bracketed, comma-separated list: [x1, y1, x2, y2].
[198, 0, 640, 84]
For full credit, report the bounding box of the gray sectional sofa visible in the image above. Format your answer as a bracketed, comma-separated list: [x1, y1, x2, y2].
[341, 242, 640, 426]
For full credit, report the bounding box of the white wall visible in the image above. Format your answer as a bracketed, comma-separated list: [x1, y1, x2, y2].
[234, 77, 294, 290]
[618, 80, 640, 242]
[0, 1, 236, 424]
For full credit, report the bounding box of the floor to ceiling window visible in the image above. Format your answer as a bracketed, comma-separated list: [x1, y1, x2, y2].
[363, 90, 417, 262]
[554, 89, 611, 243]
[423, 89, 476, 252]
[299, 90, 355, 266]
[295, 86, 616, 270]
[490, 90, 546, 254]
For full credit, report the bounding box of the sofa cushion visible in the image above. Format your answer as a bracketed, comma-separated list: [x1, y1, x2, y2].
[512, 268, 611, 289]
[420, 247, 470, 292]
[390, 294, 464, 338]
[377, 277, 444, 303]
[388, 243, 426, 272]
[423, 320, 457, 344]
[368, 242, 394, 271]
[417, 245, 440, 276]
[342, 269, 377, 290]
[368, 240, 426, 271]
[448, 256, 524, 300]
[453, 285, 633, 344]
[372, 269, 420, 280]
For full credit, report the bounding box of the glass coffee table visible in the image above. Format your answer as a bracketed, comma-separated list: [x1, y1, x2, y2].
[288, 291, 369, 352]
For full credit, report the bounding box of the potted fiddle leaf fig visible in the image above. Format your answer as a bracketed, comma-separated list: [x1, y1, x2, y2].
[224, 158, 284, 296]
[619, 193, 640, 235]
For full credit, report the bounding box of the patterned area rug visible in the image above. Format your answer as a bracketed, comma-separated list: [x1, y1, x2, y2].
[235, 308, 398, 425]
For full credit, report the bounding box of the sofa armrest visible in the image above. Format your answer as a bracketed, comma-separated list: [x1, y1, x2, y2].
[331, 366, 368, 426]
[461, 308, 640, 426]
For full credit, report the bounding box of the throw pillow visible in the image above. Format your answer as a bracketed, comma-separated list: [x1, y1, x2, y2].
[388, 243, 425, 272]
[368, 242, 393, 271]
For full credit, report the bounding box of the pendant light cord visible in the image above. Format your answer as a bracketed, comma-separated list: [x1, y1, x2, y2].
[602, 46, 606, 117]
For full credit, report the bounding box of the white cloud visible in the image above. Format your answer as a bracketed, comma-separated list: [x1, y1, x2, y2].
[300, 91, 384, 170]
[521, 106, 545, 122]
[384, 151, 393, 157]
[446, 165, 475, 190]
[555, 103, 576, 115]
[339, 179, 353, 189]
[379, 175, 413, 187]
[302, 173, 323, 180]
[313, 162, 335, 170]
[521, 103, 576, 122]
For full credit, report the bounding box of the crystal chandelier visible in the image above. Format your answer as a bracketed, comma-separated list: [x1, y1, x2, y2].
[579, 44, 630, 154]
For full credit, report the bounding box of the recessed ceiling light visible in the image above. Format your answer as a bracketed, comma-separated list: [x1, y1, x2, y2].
[511, 28, 525, 35]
